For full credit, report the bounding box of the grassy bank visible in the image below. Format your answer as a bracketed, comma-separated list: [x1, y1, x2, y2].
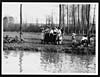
[3, 42, 95, 55]
[3, 32, 95, 55]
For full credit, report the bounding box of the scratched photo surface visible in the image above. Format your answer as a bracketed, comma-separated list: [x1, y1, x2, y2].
[2, 2, 98, 75]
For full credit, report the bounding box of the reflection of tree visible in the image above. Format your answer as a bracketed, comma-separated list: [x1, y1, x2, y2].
[4, 50, 10, 59]
[19, 51, 23, 73]
[4, 50, 10, 56]
[75, 53, 95, 73]
[41, 51, 60, 64]
[40, 51, 63, 73]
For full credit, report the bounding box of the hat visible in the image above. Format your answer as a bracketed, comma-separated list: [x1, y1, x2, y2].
[58, 26, 60, 29]
[72, 33, 76, 35]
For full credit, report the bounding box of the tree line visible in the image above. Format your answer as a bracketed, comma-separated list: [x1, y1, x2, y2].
[3, 4, 96, 34]
[62, 4, 96, 35]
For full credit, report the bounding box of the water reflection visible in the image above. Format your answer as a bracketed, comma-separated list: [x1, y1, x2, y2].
[41, 51, 60, 64]
[2, 50, 96, 74]
[40, 51, 96, 73]
[3, 50, 20, 74]
[19, 51, 23, 73]
[40, 51, 63, 73]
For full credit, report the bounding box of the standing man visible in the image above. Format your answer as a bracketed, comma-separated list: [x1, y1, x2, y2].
[80, 34, 88, 47]
[49, 27, 54, 43]
[41, 28, 45, 43]
[72, 33, 77, 47]
[57, 27, 62, 44]
[53, 26, 58, 44]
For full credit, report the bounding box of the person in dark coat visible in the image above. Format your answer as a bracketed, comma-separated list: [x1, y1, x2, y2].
[52, 27, 58, 44]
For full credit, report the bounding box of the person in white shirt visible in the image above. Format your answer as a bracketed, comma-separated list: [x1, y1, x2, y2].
[81, 35, 88, 41]
[41, 28, 45, 43]
[72, 33, 77, 47]
[89, 35, 95, 46]
[49, 28, 53, 34]
[72, 33, 76, 40]
[80, 35, 88, 46]
[53, 27, 58, 34]
[57, 27, 62, 44]
[49, 28, 54, 43]
[52, 27, 58, 44]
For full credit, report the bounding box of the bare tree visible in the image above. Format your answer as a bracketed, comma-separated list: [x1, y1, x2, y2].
[51, 11, 54, 28]
[46, 16, 51, 27]
[36, 18, 39, 26]
[92, 5, 96, 34]
[62, 4, 65, 35]
[93, 5, 96, 25]
[81, 5, 85, 35]
[59, 4, 61, 28]
[72, 4, 75, 33]
[20, 4, 22, 40]
[46, 16, 48, 26]
[85, 4, 90, 43]
[78, 4, 80, 34]
[67, 4, 69, 34]
[59, 4, 65, 35]
[86, 4, 90, 35]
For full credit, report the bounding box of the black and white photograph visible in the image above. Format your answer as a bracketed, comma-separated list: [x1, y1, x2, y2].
[2, 2, 98, 75]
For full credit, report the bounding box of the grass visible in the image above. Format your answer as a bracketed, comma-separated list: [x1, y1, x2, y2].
[3, 32, 95, 55]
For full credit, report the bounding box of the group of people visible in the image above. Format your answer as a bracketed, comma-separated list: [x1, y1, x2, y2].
[41, 26, 63, 44]
[3, 35, 24, 43]
[72, 33, 95, 47]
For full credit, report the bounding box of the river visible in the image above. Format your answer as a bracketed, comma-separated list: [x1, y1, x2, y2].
[2, 50, 96, 74]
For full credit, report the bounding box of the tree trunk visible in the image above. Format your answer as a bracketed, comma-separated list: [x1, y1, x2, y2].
[62, 4, 65, 35]
[85, 4, 90, 43]
[59, 4, 61, 28]
[81, 5, 84, 35]
[86, 4, 90, 35]
[72, 4, 75, 33]
[20, 4, 22, 40]
[51, 11, 54, 28]
[46, 17, 47, 25]
[67, 5, 69, 34]
[78, 4, 80, 34]
[92, 5, 96, 34]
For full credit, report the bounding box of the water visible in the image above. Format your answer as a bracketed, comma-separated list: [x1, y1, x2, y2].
[2, 50, 96, 74]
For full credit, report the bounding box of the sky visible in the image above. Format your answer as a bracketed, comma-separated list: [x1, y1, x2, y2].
[2, 3, 59, 24]
[2, 2, 98, 24]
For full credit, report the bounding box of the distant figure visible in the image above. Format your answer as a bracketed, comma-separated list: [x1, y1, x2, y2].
[72, 33, 76, 40]
[15, 36, 19, 41]
[72, 33, 78, 47]
[80, 35, 88, 46]
[5, 35, 9, 40]
[53, 27, 58, 44]
[41, 28, 45, 43]
[89, 35, 95, 46]
[9, 35, 19, 43]
[57, 27, 62, 37]
[4, 35, 10, 43]
[56, 27, 62, 45]
[44, 26, 50, 33]
[49, 28, 54, 43]
[81, 35, 88, 41]
[43, 26, 50, 44]
[49, 28, 54, 34]
[53, 27, 58, 34]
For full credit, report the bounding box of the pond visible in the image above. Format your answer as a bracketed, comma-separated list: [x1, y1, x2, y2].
[2, 50, 96, 74]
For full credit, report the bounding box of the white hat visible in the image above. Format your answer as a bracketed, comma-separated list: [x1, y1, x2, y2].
[72, 33, 76, 35]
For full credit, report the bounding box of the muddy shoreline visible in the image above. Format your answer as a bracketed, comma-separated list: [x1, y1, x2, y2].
[3, 42, 95, 55]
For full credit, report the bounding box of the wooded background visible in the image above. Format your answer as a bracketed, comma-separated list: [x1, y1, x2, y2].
[3, 4, 96, 35]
